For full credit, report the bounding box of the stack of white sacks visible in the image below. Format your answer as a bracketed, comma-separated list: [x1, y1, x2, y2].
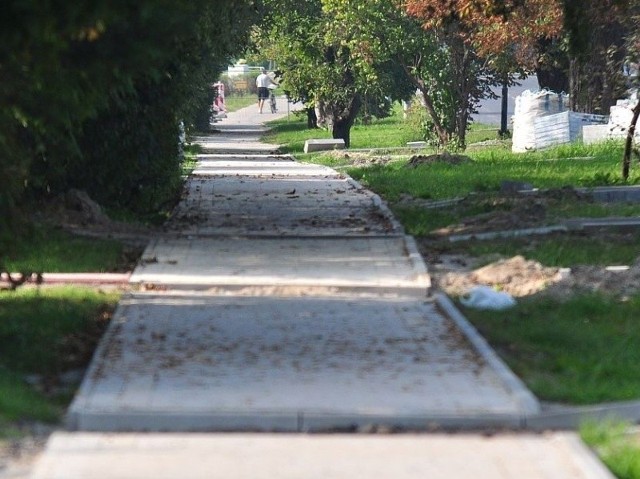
[511, 90, 608, 152]
[583, 93, 639, 144]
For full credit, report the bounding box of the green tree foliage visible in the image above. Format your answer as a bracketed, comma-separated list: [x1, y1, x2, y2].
[258, 0, 413, 147]
[257, 0, 358, 146]
[324, 0, 501, 148]
[561, 0, 640, 179]
[0, 0, 258, 236]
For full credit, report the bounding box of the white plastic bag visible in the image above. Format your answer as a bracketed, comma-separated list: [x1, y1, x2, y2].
[460, 285, 516, 311]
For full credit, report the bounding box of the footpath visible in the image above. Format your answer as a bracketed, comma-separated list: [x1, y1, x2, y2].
[29, 98, 614, 478]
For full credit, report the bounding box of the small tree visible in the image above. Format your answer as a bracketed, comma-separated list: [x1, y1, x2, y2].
[258, 0, 415, 147]
[404, 0, 563, 145]
[321, 0, 495, 148]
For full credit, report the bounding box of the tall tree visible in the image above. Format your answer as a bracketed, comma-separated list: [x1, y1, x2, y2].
[258, 0, 414, 147]
[257, 0, 358, 146]
[323, 0, 493, 148]
[404, 0, 563, 143]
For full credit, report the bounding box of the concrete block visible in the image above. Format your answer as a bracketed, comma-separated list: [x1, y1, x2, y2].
[304, 138, 345, 153]
[582, 124, 617, 144]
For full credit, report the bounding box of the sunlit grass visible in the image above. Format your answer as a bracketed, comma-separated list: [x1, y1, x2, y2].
[464, 293, 640, 404]
[3, 226, 128, 273]
[582, 421, 640, 479]
[223, 94, 257, 112]
[0, 287, 119, 423]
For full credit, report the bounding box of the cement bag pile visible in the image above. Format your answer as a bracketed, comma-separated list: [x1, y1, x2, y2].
[512, 89, 569, 152]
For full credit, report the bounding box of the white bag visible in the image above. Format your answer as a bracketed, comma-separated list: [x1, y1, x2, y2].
[460, 285, 516, 311]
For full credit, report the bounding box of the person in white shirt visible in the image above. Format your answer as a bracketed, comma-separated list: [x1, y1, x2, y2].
[256, 67, 277, 113]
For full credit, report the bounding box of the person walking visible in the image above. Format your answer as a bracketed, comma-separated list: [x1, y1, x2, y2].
[256, 67, 277, 114]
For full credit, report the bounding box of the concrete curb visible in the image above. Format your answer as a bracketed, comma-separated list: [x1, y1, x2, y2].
[66, 296, 133, 431]
[527, 400, 640, 430]
[403, 235, 432, 293]
[345, 177, 407, 236]
[67, 410, 526, 433]
[434, 293, 541, 416]
[448, 225, 568, 242]
[1, 272, 131, 288]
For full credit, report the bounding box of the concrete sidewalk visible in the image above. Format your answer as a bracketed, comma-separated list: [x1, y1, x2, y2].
[31, 432, 613, 479]
[29, 103, 615, 478]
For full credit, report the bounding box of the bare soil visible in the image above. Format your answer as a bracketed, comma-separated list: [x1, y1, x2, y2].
[37, 189, 158, 250]
[428, 253, 640, 300]
[411, 189, 640, 300]
[406, 152, 473, 168]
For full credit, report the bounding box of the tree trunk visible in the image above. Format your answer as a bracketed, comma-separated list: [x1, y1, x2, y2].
[315, 101, 329, 128]
[622, 100, 640, 180]
[420, 90, 449, 145]
[306, 107, 318, 129]
[331, 96, 361, 148]
[499, 79, 509, 137]
[456, 108, 468, 149]
[400, 63, 449, 146]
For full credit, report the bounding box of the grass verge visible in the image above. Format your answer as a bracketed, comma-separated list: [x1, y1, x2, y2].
[347, 144, 638, 201]
[582, 421, 640, 479]
[0, 287, 120, 427]
[2, 226, 131, 273]
[224, 94, 258, 113]
[462, 293, 640, 404]
[263, 106, 502, 153]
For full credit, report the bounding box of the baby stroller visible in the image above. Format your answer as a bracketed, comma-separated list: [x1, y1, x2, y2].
[268, 84, 278, 113]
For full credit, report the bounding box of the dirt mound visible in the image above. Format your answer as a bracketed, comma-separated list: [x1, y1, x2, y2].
[406, 152, 472, 168]
[436, 255, 562, 297]
[39, 189, 156, 248]
[326, 150, 392, 166]
[433, 254, 640, 300]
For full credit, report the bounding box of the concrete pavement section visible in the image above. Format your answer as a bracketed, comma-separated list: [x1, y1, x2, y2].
[69, 101, 538, 431]
[67, 294, 536, 432]
[29, 102, 616, 478]
[130, 236, 429, 293]
[31, 432, 614, 479]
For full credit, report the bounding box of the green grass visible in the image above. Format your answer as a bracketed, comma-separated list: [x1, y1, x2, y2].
[264, 105, 506, 153]
[267, 109, 640, 406]
[224, 94, 258, 112]
[182, 143, 201, 176]
[582, 421, 640, 479]
[264, 107, 417, 152]
[347, 144, 638, 201]
[463, 293, 640, 404]
[2, 226, 128, 273]
[0, 287, 119, 424]
[265, 111, 640, 199]
[461, 234, 640, 267]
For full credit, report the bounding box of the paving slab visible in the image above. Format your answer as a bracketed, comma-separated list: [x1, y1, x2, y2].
[31, 432, 614, 479]
[129, 236, 428, 293]
[168, 174, 400, 236]
[67, 294, 535, 432]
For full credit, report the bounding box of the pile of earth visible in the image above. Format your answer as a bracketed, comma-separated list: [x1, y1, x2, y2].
[430, 254, 640, 300]
[36, 189, 156, 248]
[406, 152, 473, 167]
[326, 150, 393, 166]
